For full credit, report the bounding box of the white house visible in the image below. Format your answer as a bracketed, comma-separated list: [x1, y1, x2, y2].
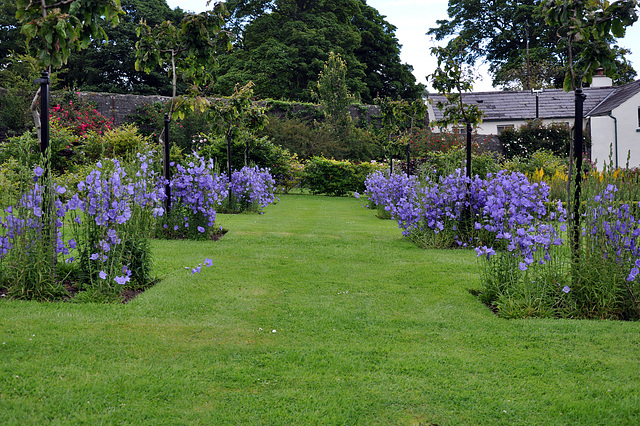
[427, 74, 640, 169]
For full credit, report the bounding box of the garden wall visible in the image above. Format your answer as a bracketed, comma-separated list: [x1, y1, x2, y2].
[78, 92, 171, 126]
[77, 92, 397, 127]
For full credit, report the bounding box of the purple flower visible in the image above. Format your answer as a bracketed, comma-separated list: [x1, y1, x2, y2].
[34, 166, 44, 177]
[68, 239, 77, 249]
[204, 258, 213, 267]
[114, 275, 130, 285]
[197, 226, 205, 233]
[562, 286, 571, 293]
[99, 271, 107, 280]
[191, 266, 202, 274]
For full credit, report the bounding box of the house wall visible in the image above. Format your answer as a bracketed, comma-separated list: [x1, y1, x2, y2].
[429, 118, 574, 135]
[591, 92, 640, 169]
[591, 115, 618, 168]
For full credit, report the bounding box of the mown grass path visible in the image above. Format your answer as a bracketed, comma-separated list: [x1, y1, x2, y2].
[1, 195, 639, 424]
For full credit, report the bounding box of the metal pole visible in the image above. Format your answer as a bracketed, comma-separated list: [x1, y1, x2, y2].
[35, 71, 54, 269]
[466, 121, 472, 179]
[227, 132, 233, 202]
[572, 88, 586, 256]
[406, 142, 411, 175]
[163, 113, 171, 212]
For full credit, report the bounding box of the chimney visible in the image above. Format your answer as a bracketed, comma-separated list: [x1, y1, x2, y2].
[591, 68, 613, 88]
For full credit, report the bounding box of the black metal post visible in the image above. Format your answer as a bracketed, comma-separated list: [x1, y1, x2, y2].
[227, 132, 233, 202]
[572, 88, 586, 255]
[35, 71, 54, 270]
[163, 114, 171, 212]
[406, 142, 411, 175]
[35, 71, 50, 160]
[465, 121, 472, 179]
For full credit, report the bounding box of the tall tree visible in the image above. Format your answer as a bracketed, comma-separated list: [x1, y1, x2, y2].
[212, 0, 422, 102]
[352, 2, 421, 103]
[0, 0, 23, 64]
[543, 0, 638, 263]
[429, 0, 637, 90]
[57, 0, 184, 95]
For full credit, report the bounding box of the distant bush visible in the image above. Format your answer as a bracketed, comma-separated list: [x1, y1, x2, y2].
[303, 157, 384, 196]
[499, 120, 571, 160]
[417, 145, 501, 181]
[259, 116, 384, 162]
[125, 102, 212, 151]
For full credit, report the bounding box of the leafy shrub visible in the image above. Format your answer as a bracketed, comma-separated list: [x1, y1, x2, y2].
[0, 89, 32, 136]
[258, 116, 384, 162]
[502, 149, 567, 177]
[50, 93, 114, 137]
[409, 128, 463, 156]
[197, 134, 300, 191]
[304, 157, 384, 196]
[499, 120, 571, 160]
[125, 101, 212, 151]
[417, 145, 500, 180]
[83, 124, 156, 162]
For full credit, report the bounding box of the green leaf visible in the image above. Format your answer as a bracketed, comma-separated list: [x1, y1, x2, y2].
[611, 19, 624, 38]
[563, 73, 573, 92]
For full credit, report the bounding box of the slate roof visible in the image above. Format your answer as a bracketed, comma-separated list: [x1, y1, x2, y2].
[428, 79, 640, 122]
[588, 79, 640, 116]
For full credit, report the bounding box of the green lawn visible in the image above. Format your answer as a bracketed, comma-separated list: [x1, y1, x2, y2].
[1, 194, 639, 424]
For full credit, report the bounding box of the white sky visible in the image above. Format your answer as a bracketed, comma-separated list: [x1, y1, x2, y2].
[167, 0, 640, 93]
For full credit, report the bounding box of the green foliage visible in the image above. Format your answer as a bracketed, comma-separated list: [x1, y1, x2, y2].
[258, 116, 384, 162]
[313, 52, 354, 134]
[84, 124, 155, 162]
[418, 145, 500, 180]
[428, 0, 637, 90]
[57, 0, 184, 95]
[543, 0, 639, 91]
[0, 53, 39, 139]
[502, 149, 567, 177]
[202, 82, 269, 173]
[428, 39, 484, 128]
[409, 129, 463, 157]
[124, 101, 213, 151]
[499, 120, 571, 160]
[197, 133, 298, 189]
[214, 0, 423, 102]
[135, 2, 233, 115]
[16, 0, 124, 70]
[303, 156, 383, 196]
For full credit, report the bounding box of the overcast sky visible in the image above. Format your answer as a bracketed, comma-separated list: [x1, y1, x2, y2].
[167, 0, 640, 93]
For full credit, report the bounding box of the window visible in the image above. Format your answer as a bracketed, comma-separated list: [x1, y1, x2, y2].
[497, 125, 515, 135]
[637, 106, 640, 128]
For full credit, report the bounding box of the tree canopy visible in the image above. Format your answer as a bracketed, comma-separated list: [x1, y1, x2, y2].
[211, 0, 423, 102]
[58, 0, 185, 95]
[429, 0, 637, 90]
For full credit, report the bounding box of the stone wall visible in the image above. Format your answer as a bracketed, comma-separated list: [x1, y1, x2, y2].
[78, 92, 171, 126]
[77, 92, 388, 127]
